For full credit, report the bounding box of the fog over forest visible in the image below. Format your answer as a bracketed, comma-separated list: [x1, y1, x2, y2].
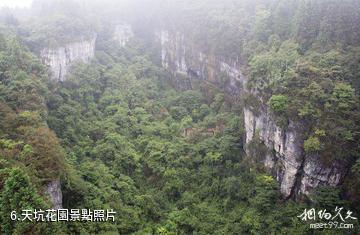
[0, 0, 360, 234]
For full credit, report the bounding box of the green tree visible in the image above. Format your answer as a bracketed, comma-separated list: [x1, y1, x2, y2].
[0, 168, 62, 234]
[250, 175, 279, 213]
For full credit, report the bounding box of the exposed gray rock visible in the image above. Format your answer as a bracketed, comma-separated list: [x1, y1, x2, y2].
[152, 27, 346, 199]
[244, 107, 345, 198]
[157, 30, 244, 95]
[40, 36, 96, 81]
[114, 23, 133, 47]
[300, 156, 344, 196]
[45, 179, 62, 209]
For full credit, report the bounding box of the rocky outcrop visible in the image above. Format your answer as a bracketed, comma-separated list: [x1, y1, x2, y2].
[142, 27, 346, 199]
[300, 156, 344, 195]
[45, 179, 62, 209]
[156, 29, 345, 198]
[114, 23, 133, 47]
[157, 30, 244, 95]
[40, 36, 96, 81]
[244, 107, 345, 198]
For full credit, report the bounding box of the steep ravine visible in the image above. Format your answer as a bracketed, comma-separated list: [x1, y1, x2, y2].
[155, 28, 347, 199]
[37, 24, 347, 207]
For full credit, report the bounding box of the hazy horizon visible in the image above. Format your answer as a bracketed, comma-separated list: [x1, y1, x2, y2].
[0, 0, 33, 8]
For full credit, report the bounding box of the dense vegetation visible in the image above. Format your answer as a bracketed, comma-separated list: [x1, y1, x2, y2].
[0, 27, 307, 234]
[0, 0, 360, 234]
[146, 0, 360, 210]
[147, 0, 360, 163]
[45, 30, 310, 234]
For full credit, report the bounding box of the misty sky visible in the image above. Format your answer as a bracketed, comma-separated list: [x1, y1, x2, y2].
[0, 0, 32, 8]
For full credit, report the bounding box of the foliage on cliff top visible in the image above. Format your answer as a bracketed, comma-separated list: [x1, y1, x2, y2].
[150, 0, 360, 59]
[20, 15, 97, 51]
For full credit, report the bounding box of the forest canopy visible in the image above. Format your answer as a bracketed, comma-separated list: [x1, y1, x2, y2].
[0, 0, 360, 234]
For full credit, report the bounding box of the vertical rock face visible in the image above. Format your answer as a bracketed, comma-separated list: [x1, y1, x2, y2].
[244, 107, 345, 198]
[45, 179, 62, 209]
[156, 28, 346, 199]
[114, 23, 133, 47]
[40, 36, 96, 81]
[156, 29, 344, 197]
[157, 30, 244, 95]
[244, 107, 303, 198]
[300, 156, 344, 195]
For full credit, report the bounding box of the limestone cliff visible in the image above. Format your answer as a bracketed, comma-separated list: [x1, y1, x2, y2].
[156, 28, 346, 199]
[45, 179, 62, 209]
[244, 107, 345, 199]
[157, 30, 244, 95]
[40, 36, 96, 81]
[114, 23, 133, 47]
